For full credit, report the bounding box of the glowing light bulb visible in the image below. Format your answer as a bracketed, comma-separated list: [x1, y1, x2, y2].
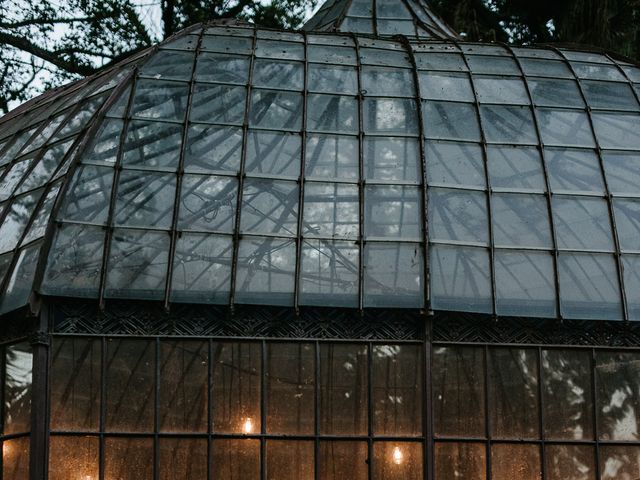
[392, 446, 403, 465]
[243, 417, 254, 434]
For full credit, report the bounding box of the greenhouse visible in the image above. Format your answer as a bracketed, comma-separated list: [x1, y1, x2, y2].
[0, 0, 639, 478]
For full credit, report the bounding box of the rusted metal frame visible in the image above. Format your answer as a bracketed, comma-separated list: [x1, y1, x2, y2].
[330, 0, 356, 32]
[423, 318, 434, 480]
[590, 348, 602, 480]
[502, 43, 563, 320]
[207, 339, 213, 480]
[293, 32, 310, 313]
[162, 28, 206, 310]
[153, 338, 161, 480]
[536, 346, 547, 480]
[314, 340, 320, 480]
[99, 337, 107, 480]
[260, 340, 267, 480]
[398, 0, 448, 40]
[347, 33, 366, 312]
[396, 36, 430, 312]
[483, 345, 492, 480]
[552, 47, 629, 322]
[371, 0, 379, 37]
[228, 27, 259, 309]
[366, 341, 373, 479]
[454, 41, 498, 318]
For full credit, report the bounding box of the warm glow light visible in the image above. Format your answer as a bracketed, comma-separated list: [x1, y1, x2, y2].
[82, 476, 94, 480]
[243, 417, 254, 434]
[2, 443, 11, 458]
[392, 446, 403, 465]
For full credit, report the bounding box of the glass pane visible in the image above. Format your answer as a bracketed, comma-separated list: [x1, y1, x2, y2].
[429, 188, 488, 244]
[430, 244, 492, 313]
[623, 254, 640, 321]
[433, 346, 485, 437]
[60, 165, 113, 225]
[495, 250, 556, 318]
[603, 151, 640, 196]
[212, 439, 260, 480]
[191, 84, 246, 125]
[0, 190, 43, 254]
[559, 252, 622, 320]
[130, 79, 189, 121]
[171, 233, 232, 304]
[372, 344, 422, 435]
[0, 159, 33, 201]
[304, 183, 358, 239]
[308, 64, 357, 95]
[241, 178, 298, 236]
[4, 343, 33, 435]
[194, 52, 250, 84]
[596, 352, 640, 440]
[3, 437, 29, 480]
[212, 342, 261, 433]
[104, 438, 153, 480]
[307, 94, 358, 133]
[19, 138, 73, 192]
[553, 197, 614, 251]
[364, 98, 418, 134]
[114, 171, 176, 228]
[426, 141, 485, 188]
[487, 145, 545, 191]
[435, 442, 486, 480]
[419, 72, 474, 102]
[184, 125, 242, 174]
[583, 80, 638, 110]
[105, 339, 155, 432]
[364, 242, 423, 308]
[320, 344, 367, 435]
[481, 105, 537, 144]
[491, 444, 541, 480]
[362, 66, 414, 96]
[253, 59, 303, 90]
[267, 343, 314, 434]
[266, 440, 314, 479]
[475, 76, 529, 104]
[50, 338, 100, 431]
[528, 78, 584, 108]
[122, 120, 182, 170]
[592, 112, 640, 149]
[249, 89, 303, 130]
[160, 340, 208, 432]
[546, 148, 605, 194]
[538, 109, 596, 147]
[423, 101, 481, 141]
[140, 50, 194, 80]
[542, 349, 593, 440]
[320, 441, 368, 480]
[614, 199, 640, 251]
[305, 134, 359, 181]
[246, 131, 301, 177]
[573, 63, 625, 81]
[600, 445, 640, 480]
[364, 136, 420, 182]
[235, 236, 296, 305]
[159, 438, 207, 480]
[373, 442, 423, 480]
[546, 445, 596, 480]
[365, 185, 421, 239]
[300, 239, 359, 307]
[492, 193, 552, 248]
[488, 348, 539, 439]
[179, 174, 237, 232]
[48, 435, 99, 480]
[105, 229, 169, 300]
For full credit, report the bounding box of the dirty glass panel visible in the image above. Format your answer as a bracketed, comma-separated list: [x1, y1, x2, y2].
[364, 98, 418, 134]
[373, 442, 423, 480]
[140, 50, 195, 81]
[253, 59, 304, 90]
[159, 340, 208, 433]
[545, 445, 596, 480]
[365, 185, 420, 240]
[212, 439, 260, 480]
[200, 35, 253, 55]
[623, 254, 640, 320]
[492, 193, 551, 248]
[179, 174, 237, 232]
[158, 438, 207, 480]
[190, 84, 246, 125]
[246, 131, 301, 177]
[114, 171, 176, 228]
[426, 141, 484, 188]
[105, 229, 169, 300]
[305, 134, 359, 181]
[430, 244, 492, 313]
[520, 58, 573, 78]
[4, 342, 33, 434]
[475, 76, 529, 105]
[0, 190, 43, 254]
[18, 138, 74, 192]
[433, 346, 485, 437]
[0, 158, 32, 201]
[249, 89, 303, 131]
[320, 441, 368, 480]
[603, 151, 640, 196]
[266, 440, 314, 479]
[435, 443, 486, 480]
[194, 52, 250, 84]
[372, 344, 422, 435]
[362, 66, 414, 96]
[130, 79, 189, 121]
[488, 348, 540, 439]
[481, 105, 537, 144]
[487, 145, 546, 191]
[308, 64, 358, 95]
[50, 337, 101, 431]
[104, 438, 153, 480]
[528, 78, 584, 108]
[363, 242, 423, 308]
[553, 197, 614, 251]
[303, 183, 358, 238]
[413, 52, 467, 72]
[495, 250, 556, 318]
[60, 165, 113, 225]
[80, 118, 123, 165]
[419, 72, 474, 102]
[307, 94, 358, 133]
[558, 252, 622, 320]
[0, 243, 40, 315]
[466, 55, 519, 75]
[104, 339, 155, 432]
[255, 39, 304, 60]
[184, 125, 242, 174]
[307, 45, 357, 66]
[240, 178, 298, 236]
[212, 342, 261, 433]
[320, 344, 367, 435]
[583, 80, 638, 111]
[613, 198, 640, 251]
[267, 343, 314, 434]
[428, 188, 488, 245]
[491, 444, 541, 480]
[423, 101, 481, 141]
[364, 136, 420, 182]
[48, 436, 99, 480]
[572, 63, 625, 81]
[234, 236, 296, 305]
[3, 437, 30, 480]
[538, 109, 596, 148]
[546, 148, 604, 194]
[542, 349, 593, 440]
[592, 112, 640, 150]
[600, 446, 640, 480]
[122, 120, 182, 170]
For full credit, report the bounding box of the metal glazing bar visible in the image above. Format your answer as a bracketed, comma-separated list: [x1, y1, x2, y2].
[163, 27, 207, 310]
[606, 54, 640, 110]
[293, 32, 310, 312]
[503, 43, 563, 319]
[552, 47, 629, 322]
[260, 340, 267, 480]
[332, 0, 357, 32]
[590, 348, 602, 480]
[153, 338, 160, 480]
[396, 36, 430, 312]
[228, 27, 259, 310]
[454, 42, 498, 317]
[483, 345, 492, 480]
[536, 347, 547, 480]
[314, 340, 320, 480]
[207, 338, 213, 480]
[371, 0, 379, 37]
[424, 318, 434, 480]
[99, 336, 107, 480]
[367, 341, 373, 480]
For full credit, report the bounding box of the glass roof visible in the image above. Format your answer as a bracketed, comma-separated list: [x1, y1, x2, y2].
[0, 14, 639, 321]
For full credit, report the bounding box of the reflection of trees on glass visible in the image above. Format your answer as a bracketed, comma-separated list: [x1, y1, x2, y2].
[4, 343, 32, 435]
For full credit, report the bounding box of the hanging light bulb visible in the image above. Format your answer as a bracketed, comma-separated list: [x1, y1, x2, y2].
[392, 446, 403, 465]
[242, 417, 254, 434]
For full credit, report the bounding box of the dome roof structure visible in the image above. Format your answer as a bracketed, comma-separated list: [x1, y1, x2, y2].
[0, 0, 639, 322]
